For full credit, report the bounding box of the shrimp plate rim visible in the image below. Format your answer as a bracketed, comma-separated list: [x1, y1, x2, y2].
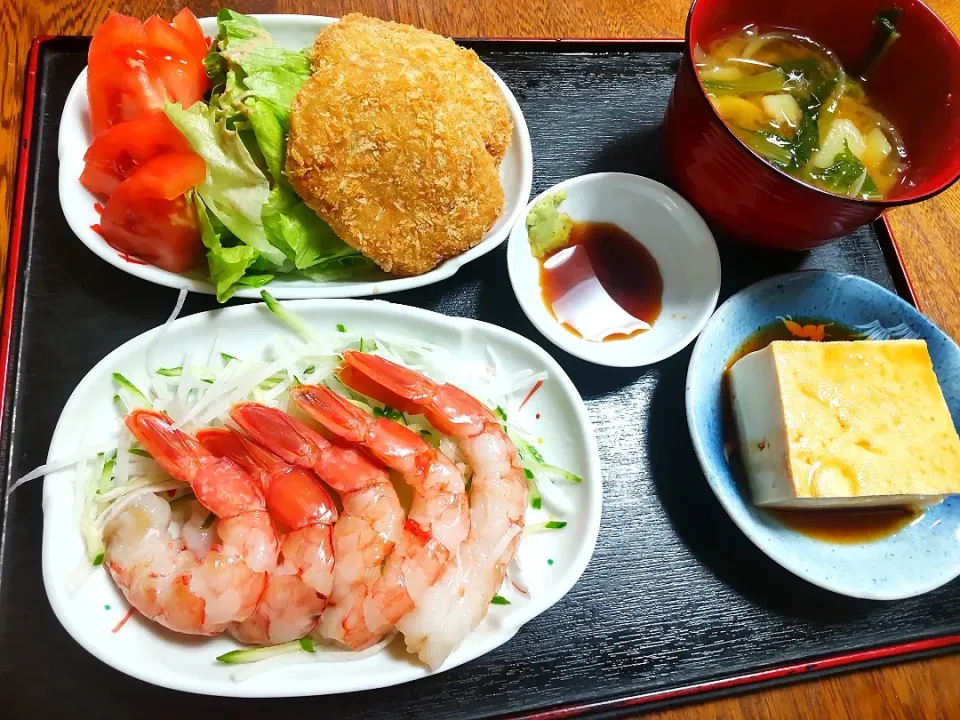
[57, 14, 535, 300]
[41, 299, 602, 697]
[686, 270, 960, 600]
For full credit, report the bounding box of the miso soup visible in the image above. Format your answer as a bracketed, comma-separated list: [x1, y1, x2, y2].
[695, 25, 908, 199]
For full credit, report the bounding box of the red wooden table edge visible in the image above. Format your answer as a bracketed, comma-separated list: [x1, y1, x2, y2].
[2, 33, 948, 718]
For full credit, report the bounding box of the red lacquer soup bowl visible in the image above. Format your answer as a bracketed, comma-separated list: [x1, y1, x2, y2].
[664, 0, 960, 250]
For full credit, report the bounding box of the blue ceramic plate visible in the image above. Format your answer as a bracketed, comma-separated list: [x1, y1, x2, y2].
[686, 271, 960, 600]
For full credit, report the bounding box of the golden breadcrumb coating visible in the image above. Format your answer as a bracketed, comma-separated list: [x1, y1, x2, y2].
[285, 14, 513, 275]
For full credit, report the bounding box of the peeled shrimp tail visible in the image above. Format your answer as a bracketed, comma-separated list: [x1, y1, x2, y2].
[289, 386, 470, 627]
[228, 402, 404, 650]
[103, 410, 278, 637]
[196, 427, 337, 645]
[337, 351, 527, 668]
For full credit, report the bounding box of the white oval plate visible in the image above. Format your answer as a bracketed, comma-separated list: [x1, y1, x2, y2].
[41, 300, 601, 697]
[507, 172, 721, 367]
[57, 15, 534, 299]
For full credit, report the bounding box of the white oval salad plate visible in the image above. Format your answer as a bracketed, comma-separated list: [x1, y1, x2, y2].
[40, 299, 601, 697]
[57, 14, 534, 300]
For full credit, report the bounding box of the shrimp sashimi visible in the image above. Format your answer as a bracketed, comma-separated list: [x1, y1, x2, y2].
[338, 351, 527, 669]
[196, 427, 336, 645]
[289, 385, 470, 628]
[229, 402, 404, 649]
[104, 410, 278, 636]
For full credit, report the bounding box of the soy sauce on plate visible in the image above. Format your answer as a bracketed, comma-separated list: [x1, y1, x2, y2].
[538, 221, 662, 342]
[721, 318, 922, 544]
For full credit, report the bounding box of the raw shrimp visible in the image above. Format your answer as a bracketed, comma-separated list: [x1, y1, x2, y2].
[337, 351, 527, 669]
[288, 386, 471, 628]
[196, 427, 337, 645]
[103, 410, 278, 636]
[229, 402, 404, 649]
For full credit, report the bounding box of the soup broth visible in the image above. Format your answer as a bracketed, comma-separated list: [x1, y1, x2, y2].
[696, 25, 908, 199]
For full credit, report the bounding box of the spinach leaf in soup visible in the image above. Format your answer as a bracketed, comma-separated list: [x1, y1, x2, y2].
[807, 141, 880, 199]
[738, 129, 793, 169]
[777, 57, 840, 170]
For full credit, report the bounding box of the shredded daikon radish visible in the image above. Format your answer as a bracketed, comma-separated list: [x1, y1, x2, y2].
[94, 475, 174, 505]
[507, 555, 531, 596]
[113, 429, 132, 490]
[95, 481, 187, 533]
[6, 439, 118, 496]
[146, 289, 188, 374]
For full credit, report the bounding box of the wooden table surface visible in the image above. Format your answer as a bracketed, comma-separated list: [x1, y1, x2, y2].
[4, 0, 960, 717]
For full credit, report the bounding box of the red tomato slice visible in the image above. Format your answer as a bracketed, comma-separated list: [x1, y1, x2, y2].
[88, 48, 167, 136]
[144, 16, 194, 59]
[124, 151, 206, 200]
[87, 12, 209, 136]
[171, 9, 209, 63]
[100, 153, 206, 273]
[153, 50, 208, 109]
[88, 45, 207, 135]
[88, 12, 145, 62]
[81, 112, 193, 198]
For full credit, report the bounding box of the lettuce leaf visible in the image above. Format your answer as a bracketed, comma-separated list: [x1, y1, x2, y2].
[194, 195, 267, 302]
[221, 46, 311, 117]
[215, 9, 269, 44]
[205, 10, 312, 185]
[165, 101, 288, 268]
[244, 97, 287, 185]
[261, 185, 370, 271]
[174, 9, 376, 300]
[298, 255, 379, 283]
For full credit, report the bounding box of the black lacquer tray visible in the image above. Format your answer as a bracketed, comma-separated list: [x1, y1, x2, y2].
[2, 36, 956, 719]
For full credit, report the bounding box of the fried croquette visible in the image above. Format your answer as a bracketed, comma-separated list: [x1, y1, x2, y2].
[285, 14, 513, 276]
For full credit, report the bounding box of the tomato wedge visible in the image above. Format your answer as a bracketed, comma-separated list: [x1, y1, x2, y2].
[171, 9, 209, 63]
[88, 45, 207, 135]
[100, 153, 206, 273]
[87, 12, 209, 136]
[88, 12, 146, 62]
[144, 16, 195, 59]
[89, 48, 167, 136]
[81, 112, 193, 198]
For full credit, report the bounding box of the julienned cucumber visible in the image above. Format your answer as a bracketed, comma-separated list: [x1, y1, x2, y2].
[112, 373, 153, 411]
[216, 639, 307, 664]
[509, 430, 583, 484]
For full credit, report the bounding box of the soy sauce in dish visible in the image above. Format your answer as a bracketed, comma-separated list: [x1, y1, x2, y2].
[538, 221, 663, 342]
[721, 318, 922, 544]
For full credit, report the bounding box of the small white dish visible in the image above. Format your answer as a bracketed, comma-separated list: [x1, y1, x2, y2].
[57, 15, 533, 300]
[507, 173, 721, 367]
[42, 299, 601, 697]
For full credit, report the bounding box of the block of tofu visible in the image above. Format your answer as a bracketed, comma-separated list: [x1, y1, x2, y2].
[727, 339, 960, 508]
